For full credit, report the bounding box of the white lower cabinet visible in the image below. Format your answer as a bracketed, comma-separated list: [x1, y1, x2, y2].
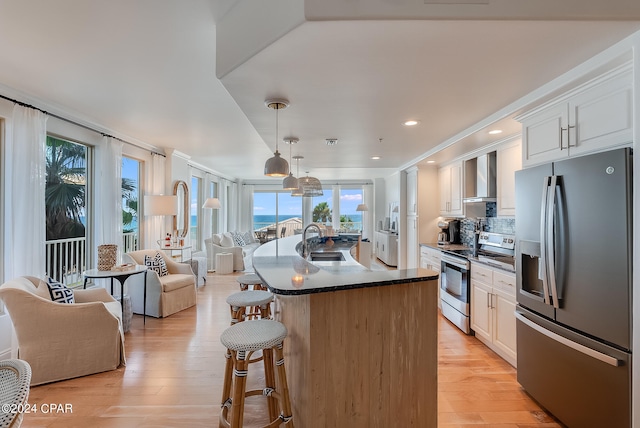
[420, 246, 441, 307]
[375, 231, 398, 267]
[470, 262, 517, 367]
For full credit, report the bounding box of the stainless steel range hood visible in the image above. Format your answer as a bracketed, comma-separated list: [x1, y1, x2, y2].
[463, 152, 496, 203]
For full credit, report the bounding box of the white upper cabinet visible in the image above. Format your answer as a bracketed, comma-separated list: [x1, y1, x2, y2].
[520, 66, 632, 167]
[496, 139, 521, 216]
[439, 161, 463, 217]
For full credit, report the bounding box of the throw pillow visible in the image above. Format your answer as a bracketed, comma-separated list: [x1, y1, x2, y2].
[242, 231, 254, 244]
[231, 231, 246, 247]
[211, 233, 222, 246]
[144, 252, 169, 277]
[45, 277, 75, 304]
[220, 233, 234, 247]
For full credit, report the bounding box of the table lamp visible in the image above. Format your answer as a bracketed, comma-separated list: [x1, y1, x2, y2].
[145, 195, 178, 244]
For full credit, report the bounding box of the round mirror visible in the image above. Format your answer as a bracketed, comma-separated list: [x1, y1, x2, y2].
[172, 180, 189, 238]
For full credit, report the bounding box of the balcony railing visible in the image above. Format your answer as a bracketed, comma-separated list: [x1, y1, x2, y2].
[45, 232, 138, 287]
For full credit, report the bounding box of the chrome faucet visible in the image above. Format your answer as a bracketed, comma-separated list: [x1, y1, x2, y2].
[302, 223, 324, 258]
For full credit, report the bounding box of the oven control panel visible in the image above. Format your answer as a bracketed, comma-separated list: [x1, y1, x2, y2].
[478, 232, 515, 249]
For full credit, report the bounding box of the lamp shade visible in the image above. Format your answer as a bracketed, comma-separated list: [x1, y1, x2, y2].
[202, 197, 221, 209]
[264, 151, 289, 177]
[144, 195, 178, 216]
[356, 203, 368, 212]
[282, 173, 299, 190]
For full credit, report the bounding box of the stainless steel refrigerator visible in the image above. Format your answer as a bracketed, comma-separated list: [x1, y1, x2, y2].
[515, 148, 632, 428]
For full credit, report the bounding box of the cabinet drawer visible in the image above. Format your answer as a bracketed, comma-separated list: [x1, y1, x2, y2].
[493, 270, 516, 295]
[471, 263, 493, 283]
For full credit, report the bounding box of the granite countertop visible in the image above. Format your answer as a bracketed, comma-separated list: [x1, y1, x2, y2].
[420, 242, 516, 273]
[253, 235, 438, 295]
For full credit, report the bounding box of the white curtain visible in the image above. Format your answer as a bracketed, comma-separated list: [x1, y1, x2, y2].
[4, 105, 47, 280]
[332, 184, 341, 230]
[229, 181, 239, 231]
[95, 136, 123, 263]
[363, 184, 374, 241]
[239, 184, 254, 232]
[219, 178, 229, 231]
[143, 153, 166, 249]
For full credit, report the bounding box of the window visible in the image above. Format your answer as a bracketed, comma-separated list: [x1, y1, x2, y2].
[253, 191, 302, 242]
[312, 188, 333, 226]
[45, 136, 89, 285]
[339, 187, 364, 232]
[191, 176, 201, 249]
[122, 156, 140, 253]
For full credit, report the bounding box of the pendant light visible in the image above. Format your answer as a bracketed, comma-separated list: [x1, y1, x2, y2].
[291, 155, 304, 197]
[299, 171, 323, 197]
[282, 137, 299, 190]
[264, 98, 290, 177]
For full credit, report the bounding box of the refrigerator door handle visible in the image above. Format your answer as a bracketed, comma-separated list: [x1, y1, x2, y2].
[515, 312, 621, 367]
[546, 175, 560, 309]
[539, 177, 551, 305]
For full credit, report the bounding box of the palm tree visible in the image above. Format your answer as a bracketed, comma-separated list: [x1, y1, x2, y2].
[45, 136, 86, 240]
[312, 202, 331, 224]
[121, 177, 137, 233]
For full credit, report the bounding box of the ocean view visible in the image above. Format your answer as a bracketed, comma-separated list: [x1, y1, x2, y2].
[109, 213, 363, 232]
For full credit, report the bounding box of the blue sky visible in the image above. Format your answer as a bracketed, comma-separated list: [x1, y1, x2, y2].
[253, 189, 363, 216]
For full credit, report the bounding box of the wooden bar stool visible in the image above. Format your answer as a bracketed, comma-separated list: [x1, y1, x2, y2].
[225, 290, 273, 324]
[236, 273, 265, 291]
[219, 320, 294, 428]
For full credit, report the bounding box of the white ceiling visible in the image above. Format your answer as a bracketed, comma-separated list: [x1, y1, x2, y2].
[0, 1, 639, 182]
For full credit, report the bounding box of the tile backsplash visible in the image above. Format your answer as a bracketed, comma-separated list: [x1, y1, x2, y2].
[458, 202, 515, 247]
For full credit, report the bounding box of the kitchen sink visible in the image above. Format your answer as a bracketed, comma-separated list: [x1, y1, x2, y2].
[309, 251, 345, 262]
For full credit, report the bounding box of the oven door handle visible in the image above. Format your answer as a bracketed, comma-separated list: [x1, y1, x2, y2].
[441, 254, 470, 270]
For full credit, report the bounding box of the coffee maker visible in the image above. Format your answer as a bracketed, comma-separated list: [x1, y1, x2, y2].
[437, 219, 460, 245]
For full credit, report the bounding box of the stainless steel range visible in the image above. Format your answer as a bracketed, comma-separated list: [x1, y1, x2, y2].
[439, 231, 515, 334]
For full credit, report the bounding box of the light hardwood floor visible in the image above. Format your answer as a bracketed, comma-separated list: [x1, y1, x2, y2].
[20, 267, 563, 427]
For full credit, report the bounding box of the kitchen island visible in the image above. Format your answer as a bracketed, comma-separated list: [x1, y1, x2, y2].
[253, 235, 439, 428]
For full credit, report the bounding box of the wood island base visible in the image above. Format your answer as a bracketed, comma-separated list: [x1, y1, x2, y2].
[275, 279, 438, 428]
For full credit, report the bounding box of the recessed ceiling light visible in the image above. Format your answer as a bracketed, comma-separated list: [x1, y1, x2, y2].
[488, 129, 503, 135]
[371, 156, 381, 160]
[427, 160, 435, 164]
[404, 120, 420, 126]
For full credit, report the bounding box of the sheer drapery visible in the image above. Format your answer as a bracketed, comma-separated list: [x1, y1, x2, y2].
[228, 181, 239, 231]
[143, 153, 166, 249]
[4, 105, 47, 279]
[239, 184, 254, 233]
[95, 136, 123, 263]
[218, 178, 229, 232]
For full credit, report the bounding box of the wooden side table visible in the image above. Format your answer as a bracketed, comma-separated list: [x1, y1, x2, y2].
[216, 252, 234, 274]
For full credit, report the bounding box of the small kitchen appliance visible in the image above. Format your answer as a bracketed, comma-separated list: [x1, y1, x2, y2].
[436, 219, 460, 245]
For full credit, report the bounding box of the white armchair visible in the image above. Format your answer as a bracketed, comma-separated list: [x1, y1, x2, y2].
[0, 276, 125, 386]
[204, 232, 261, 272]
[123, 250, 197, 318]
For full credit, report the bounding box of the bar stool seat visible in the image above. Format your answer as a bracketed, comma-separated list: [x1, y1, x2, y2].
[236, 273, 265, 291]
[219, 320, 294, 428]
[226, 290, 273, 324]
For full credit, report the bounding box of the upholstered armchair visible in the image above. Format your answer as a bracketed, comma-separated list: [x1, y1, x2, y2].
[123, 250, 197, 318]
[0, 276, 125, 386]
